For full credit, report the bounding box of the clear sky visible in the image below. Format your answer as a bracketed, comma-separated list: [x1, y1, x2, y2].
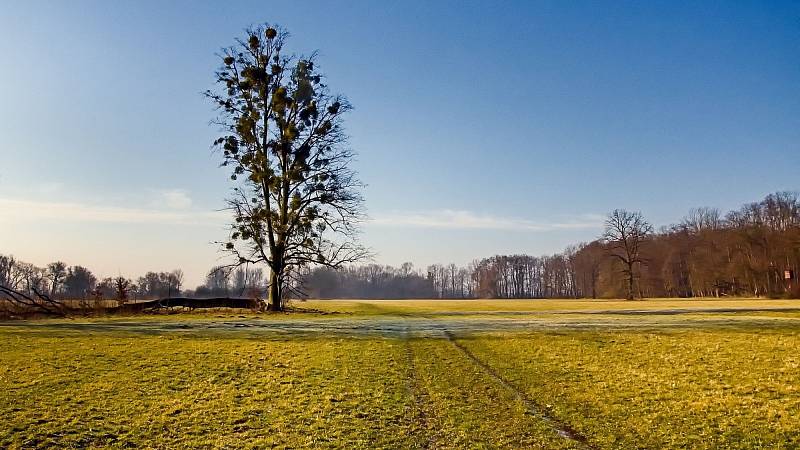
[1, 1, 798, 287]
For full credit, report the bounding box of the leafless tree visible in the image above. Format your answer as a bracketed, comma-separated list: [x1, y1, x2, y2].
[46, 261, 67, 297]
[169, 269, 184, 297]
[114, 277, 132, 304]
[602, 209, 654, 300]
[682, 207, 722, 233]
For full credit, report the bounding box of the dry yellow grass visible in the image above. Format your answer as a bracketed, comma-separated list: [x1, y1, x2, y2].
[2, 298, 799, 448]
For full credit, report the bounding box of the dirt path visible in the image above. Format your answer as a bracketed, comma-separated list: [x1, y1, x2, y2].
[403, 331, 435, 449]
[444, 331, 596, 449]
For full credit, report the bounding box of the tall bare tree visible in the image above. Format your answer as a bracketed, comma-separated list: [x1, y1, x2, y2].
[114, 277, 132, 304]
[206, 24, 367, 311]
[169, 269, 184, 297]
[571, 242, 603, 298]
[602, 209, 653, 300]
[0, 255, 22, 290]
[46, 261, 67, 297]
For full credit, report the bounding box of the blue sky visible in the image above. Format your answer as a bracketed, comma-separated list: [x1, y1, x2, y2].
[1, 1, 798, 287]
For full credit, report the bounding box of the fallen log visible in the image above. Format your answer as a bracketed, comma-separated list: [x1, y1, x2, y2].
[0, 284, 66, 317]
[113, 297, 262, 313]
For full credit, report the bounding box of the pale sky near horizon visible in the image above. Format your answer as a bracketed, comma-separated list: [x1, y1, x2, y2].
[1, 1, 798, 287]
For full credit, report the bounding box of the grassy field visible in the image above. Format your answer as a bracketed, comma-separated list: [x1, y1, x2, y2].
[2, 298, 799, 448]
[298, 297, 800, 315]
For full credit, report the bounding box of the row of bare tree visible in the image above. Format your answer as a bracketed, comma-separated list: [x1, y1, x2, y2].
[300, 263, 434, 298]
[0, 258, 187, 303]
[4, 192, 797, 304]
[611, 192, 799, 298]
[299, 192, 799, 299]
[0, 257, 272, 307]
[297, 254, 588, 299]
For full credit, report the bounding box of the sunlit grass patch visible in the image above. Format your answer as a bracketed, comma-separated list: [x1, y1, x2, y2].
[409, 338, 577, 448]
[1, 333, 414, 448]
[457, 328, 800, 449]
[0, 329, 587, 448]
[3, 300, 800, 448]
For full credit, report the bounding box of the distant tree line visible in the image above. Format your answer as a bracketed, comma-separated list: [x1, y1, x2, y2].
[191, 266, 266, 298]
[3, 191, 798, 302]
[0, 258, 275, 303]
[608, 191, 799, 299]
[0, 259, 187, 302]
[299, 192, 800, 299]
[301, 263, 435, 298]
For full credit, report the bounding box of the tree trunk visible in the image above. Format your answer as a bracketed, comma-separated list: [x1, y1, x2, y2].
[626, 263, 635, 300]
[268, 269, 282, 311]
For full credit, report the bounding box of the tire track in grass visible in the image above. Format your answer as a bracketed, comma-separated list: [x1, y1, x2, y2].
[444, 331, 596, 450]
[403, 331, 434, 449]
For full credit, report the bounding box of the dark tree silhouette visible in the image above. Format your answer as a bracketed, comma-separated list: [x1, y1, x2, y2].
[206, 24, 368, 311]
[64, 266, 97, 299]
[602, 209, 653, 300]
[46, 261, 67, 297]
[114, 276, 132, 304]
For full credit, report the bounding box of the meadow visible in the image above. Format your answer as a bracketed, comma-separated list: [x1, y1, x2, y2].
[2, 298, 799, 449]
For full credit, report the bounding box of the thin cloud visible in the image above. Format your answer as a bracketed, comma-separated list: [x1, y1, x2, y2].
[1, 199, 603, 232]
[0, 198, 227, 226]
[369, 210, 603, 232]
[157, 189, 193, 210]
[38, 181, 65, 195]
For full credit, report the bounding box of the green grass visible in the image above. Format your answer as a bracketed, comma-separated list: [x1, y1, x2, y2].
[456, 329, 800, 449]
[408, 338, 576, 449]
[1, 334, 415, 448]
[2, 299, 799, 448]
